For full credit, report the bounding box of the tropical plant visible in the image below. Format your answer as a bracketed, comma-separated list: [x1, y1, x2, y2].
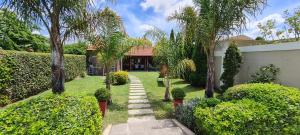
[64, 41, 87, 55]
[87, 8, 141, 102]
[0, 0, 92, 94]
[145, 27, 195, 101]
[220, 42, 242, 93]
[193, 0, 267, 98]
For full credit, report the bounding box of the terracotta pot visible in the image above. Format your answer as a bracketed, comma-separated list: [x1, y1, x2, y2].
[99, 101, 107, 117]
[173, 99, 183, 109]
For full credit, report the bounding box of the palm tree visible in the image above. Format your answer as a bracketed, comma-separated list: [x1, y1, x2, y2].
[144, 27, 195, 101]
[0, 0, 95, 94]
[88, 8, 142, 102]
[193, 0, 267, 98]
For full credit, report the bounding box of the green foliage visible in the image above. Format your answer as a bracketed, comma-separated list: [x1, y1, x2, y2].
[250, 64, 280, 83]
[190, 45, 207, 87]
[175, 98, 220, 134]
[94, 88, 110, 102]
[171, 88, 186, 100]
[0, 50, 86, 102]
[220, 42, 242, 92]
[0, 94, 10, 107]
[255, 36, 265, 40]
[223, 83, 300, 134]
[112, 71, 128, 85]
[64, 42, 87, 55]
[0, 10, 49, 52]
[194, 99, 270, 135]
[0, 94, 102, 134]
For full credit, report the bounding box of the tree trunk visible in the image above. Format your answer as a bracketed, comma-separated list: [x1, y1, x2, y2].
[50, 15, 65, 94]
[164, 75, 171, 101]
[205, 44, 215, 98]
[105, 64, 112, 104]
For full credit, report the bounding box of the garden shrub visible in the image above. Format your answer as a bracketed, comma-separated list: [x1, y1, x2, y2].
[250, 64, 280, 83]
[0, 50, 86, 102]
[189, 72, 206, 87]
[94, 88, 110, 101]
[175, 98, 221, 134]
[171, 88, 186, 100]
[0, 94, 102, 134]
[220, 42, 242, 93]
[194, 99, 271, 135]
[223, 83, 300, 134]
[113, 71, 128, 85]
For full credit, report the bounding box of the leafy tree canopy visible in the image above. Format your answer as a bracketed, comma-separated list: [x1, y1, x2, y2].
[0, 9, 49, 52]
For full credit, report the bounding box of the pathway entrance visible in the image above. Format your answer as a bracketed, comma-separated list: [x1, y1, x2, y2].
[106, 75, 193, 135]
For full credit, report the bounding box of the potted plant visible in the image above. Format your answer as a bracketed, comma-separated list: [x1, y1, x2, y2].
[94, 88, 110, 116]
[171, 88, 186, 109]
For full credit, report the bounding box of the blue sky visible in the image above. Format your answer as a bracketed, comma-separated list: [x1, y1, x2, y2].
[102, 0, 300, 39]
[35, 0, 300, 40]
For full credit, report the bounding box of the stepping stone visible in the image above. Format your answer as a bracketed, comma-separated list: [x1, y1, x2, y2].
[129, 95, 147, 99]
[130, 90, 145, 93]
[130, 85, 143, 87]
[128, 104, 151, 109]
[129, 93, 146, 96]
[127, 115, 156, 122]
[128, 109, 154, 116]
[130, 87, 145, 90]
[129, 99, 149, 104]
[130, 84, 142, 86]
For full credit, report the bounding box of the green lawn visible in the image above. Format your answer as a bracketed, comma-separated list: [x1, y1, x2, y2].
[130, 72, 205, 119]
[1, 76, 129, 128]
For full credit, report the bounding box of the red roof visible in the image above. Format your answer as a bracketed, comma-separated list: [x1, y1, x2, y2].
[126, 46, 153, 56]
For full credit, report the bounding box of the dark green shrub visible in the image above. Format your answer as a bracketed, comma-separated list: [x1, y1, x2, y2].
[0, 95, 102, 134]
[94, 88, 110, 102]
[223, 83, 300, 134]
[171, 88, 186, 100]
[64, 42, 87, 55]
[189, 72, 206, 87]
[175, 98, 221, 134]
[113, 71, 128, 85]
[190, 45, 207, 87]
[220, 42, 242, 92]
[250, 64, 280, 83]
[0, 50, 86, 102]
[194, 99, 271, 135]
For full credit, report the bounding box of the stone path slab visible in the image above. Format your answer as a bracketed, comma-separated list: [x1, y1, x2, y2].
[128, 109, 154, 116]
[128, 104, 151, 109]
[129, 93, 146, 96]
[129, 95, 147, 99]
[129, 99, 149, 104]
[130, 90, 145, 92]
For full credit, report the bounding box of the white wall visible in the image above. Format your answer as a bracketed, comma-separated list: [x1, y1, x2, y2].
[214, 41, 300, 88]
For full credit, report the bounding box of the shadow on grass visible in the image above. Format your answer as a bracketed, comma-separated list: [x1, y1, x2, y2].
[108, 102, 127, 111]
[181, 85, 205, 93]
[172, 80, 189, 85]
[147, 92, 174, 119]
[157, 81, 165, 87]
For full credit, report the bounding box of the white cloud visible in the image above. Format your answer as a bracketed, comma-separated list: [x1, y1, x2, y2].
[244, 13, 286, 39]
[139, 24, 155, 32]
[140, 0, 194, 17]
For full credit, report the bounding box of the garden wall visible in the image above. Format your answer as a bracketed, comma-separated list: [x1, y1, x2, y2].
[0, 50, 86, 102]
[215, 41, 300, 88]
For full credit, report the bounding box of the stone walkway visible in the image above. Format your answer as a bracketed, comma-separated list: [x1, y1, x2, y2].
[105, 75, 194, 135]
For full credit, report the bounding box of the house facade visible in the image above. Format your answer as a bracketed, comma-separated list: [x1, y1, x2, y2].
[87, 46, 155, 75]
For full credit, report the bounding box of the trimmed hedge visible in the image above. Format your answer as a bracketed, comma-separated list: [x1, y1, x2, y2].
[175, 98, 221, 134]
[0, 50, 86, 102]
[0, 95, 102, 134]
[223, 83, 300, 134]
[193, 83, 300, 135]
[194, 99, 270, 135]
